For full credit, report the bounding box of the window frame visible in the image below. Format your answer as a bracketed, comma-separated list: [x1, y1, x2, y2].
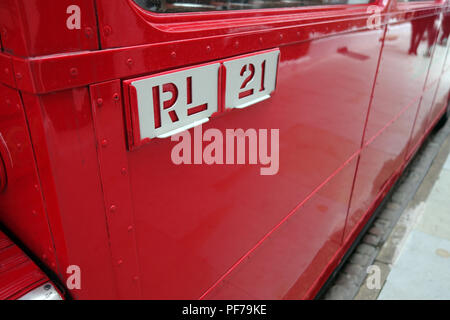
[129, 0, 380, 23]
[132, 0, 375, 15]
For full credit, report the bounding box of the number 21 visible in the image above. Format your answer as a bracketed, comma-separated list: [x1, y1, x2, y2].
[238, 60, 266, 99]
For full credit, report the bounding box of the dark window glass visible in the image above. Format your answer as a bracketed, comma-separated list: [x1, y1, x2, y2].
[134, 0, 371, 13]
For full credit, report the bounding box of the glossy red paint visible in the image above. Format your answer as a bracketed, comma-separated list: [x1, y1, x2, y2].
[0, 230, 49, 299]
[0, 0, 99, 57]
[20, 88, 118, 299]
[0, 0, 449, 300]
[346, 4, 443, 240]
[0, 84, 59, 274]
[90, 80, 142, 298]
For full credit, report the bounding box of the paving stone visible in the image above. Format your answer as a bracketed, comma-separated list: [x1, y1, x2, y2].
[386, 202, 401, 211]
[408, 172, 422, 184]
[377, 224, 407, 264]
[363, 234, 382, 247]
[373, 219, 391, 231]
[368, 226, 384, 237]
[335, 273, 359, 287]
[379, 208, 400, 221]
[391, 189, 412, 205]
[374, 220, 394, 242]
[343, 263, 364, 276]
[356, 243, 377, 256]
[349, 252, 372, 266]
[324, 284, 359, 300]
[410, 168, 423, 177]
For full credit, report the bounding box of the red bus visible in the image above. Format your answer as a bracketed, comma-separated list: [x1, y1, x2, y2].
[0, 0, 449, 299]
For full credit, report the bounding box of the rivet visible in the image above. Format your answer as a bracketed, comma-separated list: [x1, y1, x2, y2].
[109, 205, 117, 213]
[206, 45, 211, 53]
[297, 31, 300, 37]
[51, 262, 56, 268]
[121, 167, 127, 175]
[127, 225, 133, 232]
[279, 34, 283, 40]
[117, 259, 123, 265]
[127, 58, 134, 66]
[113, 93, 120, 101]
[32, 210, 37, 216]
[101, 139, 108, 147]
[4, 68, 9, 75]
[133, 276, 139, 281]
[16, 143, 22, 151]
[70, 67, 78, 77]
[259, 37, 263, 44]
[234, 40, 239, 48]
[84, 27, 93, 38]
[5, 99, 11, 105]
[97, 98, 103, 106]
[103, 25, 112, 36]
[42, 254, 47, 260]
[15, 73, 22, 80]
[171, 51, 176, 58]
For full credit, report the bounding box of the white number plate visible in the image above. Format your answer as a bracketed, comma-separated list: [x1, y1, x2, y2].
[223, 49, 279, 110]
[124, 49, 279, 148]
[129, 63, 220, 140]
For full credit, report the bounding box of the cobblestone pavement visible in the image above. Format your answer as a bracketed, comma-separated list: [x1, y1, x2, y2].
[323, 118, 450, 300]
